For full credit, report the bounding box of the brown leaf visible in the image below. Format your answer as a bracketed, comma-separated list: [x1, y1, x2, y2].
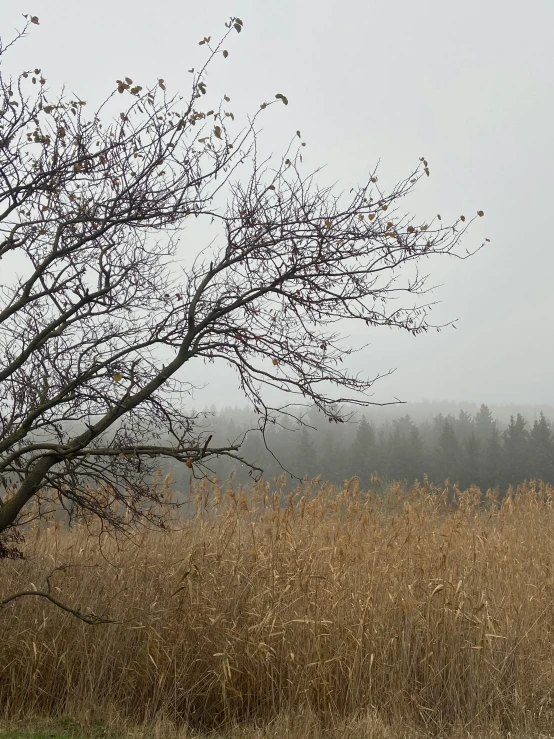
[275, 93, 288, 105]
[477, 210, 484, 217]
[214, 126, 222, 139]
[30, 15, 39, 24]
[223, 50, 229, 58]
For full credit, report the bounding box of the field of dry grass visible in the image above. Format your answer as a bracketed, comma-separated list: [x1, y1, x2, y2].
[2, 475, 554, 738]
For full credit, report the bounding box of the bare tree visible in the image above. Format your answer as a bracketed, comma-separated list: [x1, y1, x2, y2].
[0, 15, 486, 549]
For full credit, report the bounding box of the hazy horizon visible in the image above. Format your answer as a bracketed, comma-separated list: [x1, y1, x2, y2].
[197, 399, 554, 427]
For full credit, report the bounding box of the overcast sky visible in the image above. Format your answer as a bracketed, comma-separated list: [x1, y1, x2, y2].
[2, 0, 553, 410]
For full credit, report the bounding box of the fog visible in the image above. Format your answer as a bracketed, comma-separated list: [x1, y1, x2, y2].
[2, 0, 552, 409]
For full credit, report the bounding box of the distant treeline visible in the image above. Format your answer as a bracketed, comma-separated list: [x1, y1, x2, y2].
[168, 402, 554, 493]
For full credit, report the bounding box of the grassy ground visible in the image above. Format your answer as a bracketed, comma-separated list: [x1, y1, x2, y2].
[2, 718, 554, 739]
[0, 719, 119, 739]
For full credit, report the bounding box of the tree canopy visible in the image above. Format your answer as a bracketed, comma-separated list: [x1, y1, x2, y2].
[0, 15, 485, 546]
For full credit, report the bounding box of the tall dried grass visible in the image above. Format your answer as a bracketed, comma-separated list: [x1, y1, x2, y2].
[2, 476, 554, 737]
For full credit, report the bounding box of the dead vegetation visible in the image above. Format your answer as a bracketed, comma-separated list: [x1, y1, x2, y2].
[2, 475, 554, 738]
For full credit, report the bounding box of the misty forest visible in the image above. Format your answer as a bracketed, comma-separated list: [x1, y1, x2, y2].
[169, 402, 554, 494]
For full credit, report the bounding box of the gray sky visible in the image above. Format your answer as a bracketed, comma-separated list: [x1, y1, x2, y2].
[2, 0, 553, 409]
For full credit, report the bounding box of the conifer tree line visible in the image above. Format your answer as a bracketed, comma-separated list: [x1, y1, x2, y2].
[170, 403, 554, 493]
